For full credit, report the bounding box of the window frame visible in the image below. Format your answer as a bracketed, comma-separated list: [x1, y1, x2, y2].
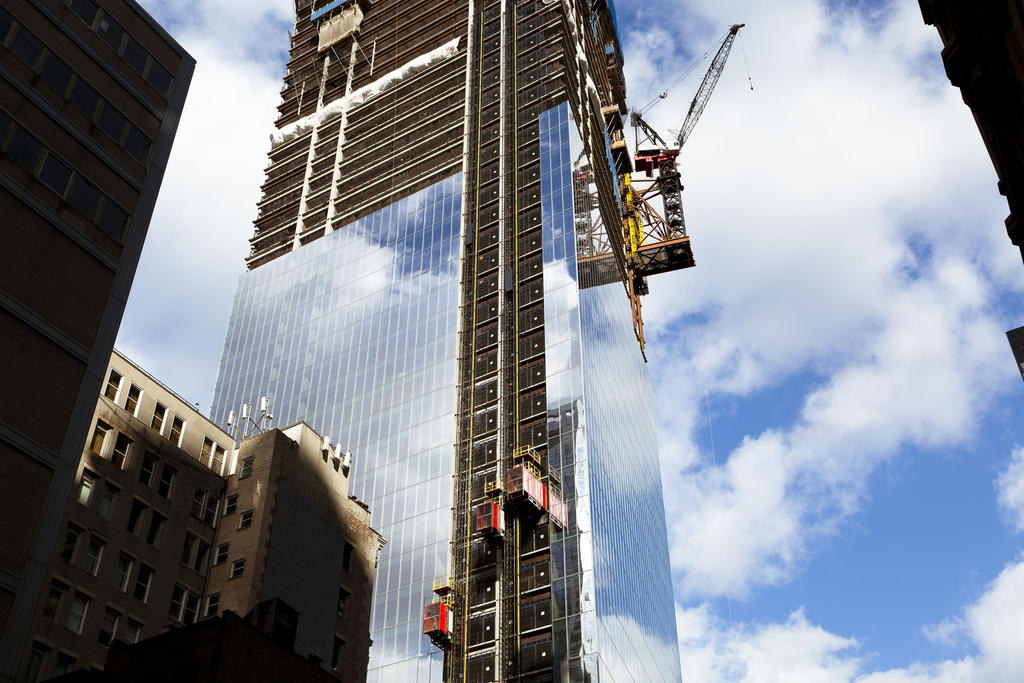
[124, 383, 142, 416]
[237, 509, 253, 530]
[103, 369, 121, 401]
[151, 402, 166, 434]
[65, 591, 90, 634]
[229, 558, 245, 580]
[76, 469, 97, 506]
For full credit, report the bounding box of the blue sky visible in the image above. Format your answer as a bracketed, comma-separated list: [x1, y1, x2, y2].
[119, 0, 1024, 680]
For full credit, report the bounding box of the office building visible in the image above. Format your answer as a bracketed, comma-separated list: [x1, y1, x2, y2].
[918, 1, 1024, 264]
[211, 0, 681, 681]
[21, 351, 381, 681]
[0, 3, 193, 678]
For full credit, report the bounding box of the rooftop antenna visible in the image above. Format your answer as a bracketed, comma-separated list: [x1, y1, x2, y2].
[227, 396, 274, 441]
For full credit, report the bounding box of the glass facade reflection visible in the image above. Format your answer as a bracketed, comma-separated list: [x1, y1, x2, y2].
[213, 107, 680, 683]
[539, 103, 681, 683]
[212, 174, 463, 682]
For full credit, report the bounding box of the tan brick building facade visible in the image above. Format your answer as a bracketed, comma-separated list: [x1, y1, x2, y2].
[19, 351, 383, 682]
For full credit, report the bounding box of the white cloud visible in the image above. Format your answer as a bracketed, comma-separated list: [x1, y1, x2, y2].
[996, 446, 1024, 531]
[117, 5, 290, 406]
[677, 555, 1024, 682]
[620, 0, 1024, 601]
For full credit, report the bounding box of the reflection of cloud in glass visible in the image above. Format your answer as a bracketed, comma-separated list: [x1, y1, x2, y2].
[539, 102, 681, 682]
[211, 174, 462, 681]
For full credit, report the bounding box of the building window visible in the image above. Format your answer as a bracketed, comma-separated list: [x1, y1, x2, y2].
[229, 558, 245, 579]
[68, 0, 99, 26]
[66, 591, 90, 633]
[214, 543, 229, 566]
[180, 533, 196, 566]
[238, 509, 253, 530]
[83, 536, 104, 575]
[169, 416, 184, 446]
[69, 174, 101, 221]
[151, 403, 166, 433]
[90, 421, 111, 456]
[69, 77, 100, 121]
[332, 636, 344, 671]
[134, 564, 154, 602]
[60, 523, 83, 563]
[76, 470, 97, 506]
[97, 101, 127, 144]
[39, 152, 71, 195]
[169, 585, 185, 622]
[205, 593, 220, 617]
[123, 619, 142, 644]
[96, 10, 124, 51]
[111, 433, 131, 469]
[53, 652, 76, 676]
[238, 456, 254, 479]
[191, 488, 218, 526]
[9, 21, 44, 68]
[124, 384, 141, 415]
[139, 452, 157, 486]
[157, 465, 176, 498]
[43, 579, 69, 619]
[184, 593, 200, 624]
[337, 587, 349, 618]
[145, 512, 166, 546]
[97, 482, 119, 519]
[200, 437, 214, 467]
[98, 607, 120, 647]
[169, 585, 200, 625]
[213, 445, 226, 473]
[343, 542, 354, 571]
[6, 123, 42, 174]
[115, 553, 134, 592]
[194, 541, 211, 575]
[24, 641, 50, 683]
[223, 494, 238, 517]
[126, 499, 147, 535]
[104, 369, 121, 401]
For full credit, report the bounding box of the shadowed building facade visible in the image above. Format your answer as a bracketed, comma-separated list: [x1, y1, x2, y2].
[19, 351, 381, 682]
[919, 0, 1024, 264]
[211, 0, 681, 681]
[0, 2, 192, 679]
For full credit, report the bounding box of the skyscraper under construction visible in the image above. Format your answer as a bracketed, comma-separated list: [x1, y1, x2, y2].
[211, 0, 681, 680]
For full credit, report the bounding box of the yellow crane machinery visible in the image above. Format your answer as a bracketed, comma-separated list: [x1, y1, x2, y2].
[580, 24, 747, 357]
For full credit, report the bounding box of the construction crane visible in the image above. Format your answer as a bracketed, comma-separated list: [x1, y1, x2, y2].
[629, 22, 745, 270]
[579, 24, 746, 357]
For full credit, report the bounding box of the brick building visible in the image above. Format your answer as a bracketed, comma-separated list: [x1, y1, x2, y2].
[919, 1, 1024, 264]
[210, 422, 384, 680]
[20, 351, 382, 682]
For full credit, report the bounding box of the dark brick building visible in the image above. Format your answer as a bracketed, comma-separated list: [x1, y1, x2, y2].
[0, 3, 193, 678]
[919, 0, 1024, 264]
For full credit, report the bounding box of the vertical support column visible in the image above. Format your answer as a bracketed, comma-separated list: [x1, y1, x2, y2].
[325, 40, 360, 234]
[293, 55, 332, 249]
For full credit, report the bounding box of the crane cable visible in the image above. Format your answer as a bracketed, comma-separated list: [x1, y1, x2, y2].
[739, 30, 754, 91]
[639, 26, 756, 116]
[638, 29, 731, 115]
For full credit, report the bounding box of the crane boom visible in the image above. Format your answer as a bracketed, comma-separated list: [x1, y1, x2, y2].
[674, 23, 744, 149]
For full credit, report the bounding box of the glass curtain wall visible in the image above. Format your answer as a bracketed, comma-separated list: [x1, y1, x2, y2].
[539, 102, 681, 683]
[212, 174, 464, 683]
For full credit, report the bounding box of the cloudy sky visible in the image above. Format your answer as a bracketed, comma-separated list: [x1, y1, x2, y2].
[119, 0, 1024, 680]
